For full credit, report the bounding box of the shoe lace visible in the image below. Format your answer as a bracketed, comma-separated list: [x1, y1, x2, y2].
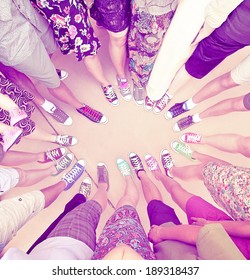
[147, 157, 158, 170]
[186, 133, 200, 143]
[51, 107, 68, 121]
[130, 156, 143, 170]
[82, 105, 101, 122]
[57, 136, 71, 145]
[64, 164, 82, 183]
[104, 86, 117, 100]
[145, 96, 154, 106]
[178, 144, 191, 155]
[178, 116, 193, 129]
[119, 162, 130, 175]
[163, 154, 173, 168]
[57, 155, 71, 169]
[47, 149, 60, 160]
[156, 94, 169, 109]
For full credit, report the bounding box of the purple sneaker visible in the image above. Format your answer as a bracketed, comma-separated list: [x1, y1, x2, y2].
[129, 152, 145, 179]
[173, 115, 194, 132]
[77, 104, 108, 124]
[165, 101, 189, 119]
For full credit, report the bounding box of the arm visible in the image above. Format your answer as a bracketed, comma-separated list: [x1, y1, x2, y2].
[148, 224, 201, 245]
[192, 218, 250, 238]
[102, 244, 144, 260]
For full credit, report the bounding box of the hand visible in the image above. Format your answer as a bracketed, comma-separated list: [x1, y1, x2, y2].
[191, 217, 208, 226]
[148, 225, 164, 244]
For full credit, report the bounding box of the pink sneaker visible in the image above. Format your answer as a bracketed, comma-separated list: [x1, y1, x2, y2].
[145, 154, 161, 172]
[9, 107, 27, 126]
[153, 93, 170, 114]
[180, 132, 202, 144]
[2, 127, 23, 152]
[39, 147, 67, 163]
[116, 76, 132, 101]
[144, 96, 155, 111]
[102, 85, 119, 106]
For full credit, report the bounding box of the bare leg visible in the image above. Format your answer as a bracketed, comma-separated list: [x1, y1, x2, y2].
[153, 171, 194, 212]
[49, 82, 83, 109]
[83, 55, 110, 86]
[0, 94, 18, 111]
[202, 134, 250, 158]
[1, 150, 44, 166]
[41, 180, 66, 208]
[192, 71, 238, 104]
[16, 165, 56, 188]
[168, 65, 193, 97]
[108, 30, 128, 79]
[24, 125, 57, 142]
[171, 151, 230, 181]
[91, 184, 108, 211]
[200, 95, 246, 119]
[137, 170, 162, 203]
[115, 175, 139, 209]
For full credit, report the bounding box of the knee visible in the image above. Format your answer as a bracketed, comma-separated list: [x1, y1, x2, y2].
[220, 72, 237, 90]
[16, 168, 27, 187]
[238, 137, 250, 157]
[109, 34, 127, 48]
[230, 96, 246, 112]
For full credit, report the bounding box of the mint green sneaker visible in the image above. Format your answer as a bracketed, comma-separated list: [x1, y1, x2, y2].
[171, 141, 195, 161]
[116, 158, 132, 176]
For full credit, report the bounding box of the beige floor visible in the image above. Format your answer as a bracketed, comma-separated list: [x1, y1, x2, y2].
[1, 27, 250, 256]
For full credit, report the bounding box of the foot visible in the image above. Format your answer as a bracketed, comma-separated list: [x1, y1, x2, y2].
[77, 104, 108, 124]
[180, 132, 202, 144]
[39, 147, 67, 163]
[171, 141, 195, 161]
[144, 96, 155, 111]
[116, 158, 132, 176]
[102, 85, 119, 106]
[133, 83, 145, 106]
[153, 93, 170, 114]
[116, 76, 132, 101]
[79, 177, 92, 199]
[47, 104, 72, 126]
[53, 153, 74, 175]
[129, 152, 145, 179]
[56, 69, 68, 81]
[62, 159, 85, 190]
[160, 149, 174, 177]
[173, 115, 195, 132]
[2, 127, 23, 152]
[55, 135, 78, 146]
[97, 162, 110, 191]
[9, 107, 27, 126]
[165, 101, 188, 119]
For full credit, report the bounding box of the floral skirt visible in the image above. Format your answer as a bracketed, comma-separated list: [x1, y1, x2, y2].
[128, 1, 176, 87]
[0, 76, 35, 143]
[92, 205, 156, 260]
[203, 162, 250, 221]
[31, 0, 101, 61]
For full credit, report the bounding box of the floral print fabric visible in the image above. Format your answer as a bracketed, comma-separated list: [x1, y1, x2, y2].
[203, 162, 250, 221]
[92, 205, 156, 260]
[0, 75, 35, 143]
[31, 0, 101, 61]
[128, 0, 177, 87]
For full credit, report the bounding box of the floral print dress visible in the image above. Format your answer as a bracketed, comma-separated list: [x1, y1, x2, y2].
[31, 0, 101, 61]
[128, 0, 178, 87]
[203, 162, 250, 221]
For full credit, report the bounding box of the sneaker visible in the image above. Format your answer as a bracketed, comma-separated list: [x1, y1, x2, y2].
[171, 141, 194, 160]
[144, 96, 155, 111]
[62, 159, 85, 190]
[133, 83, 145, 105]
[55, 135, 78, 146]
[180, 132, 202, 144]
[56, 69, 68, 81]
[9, 107, 27, 126]
[2, 127, 23, 152]
[153, 93, 170, 114]
[161, 149, 174, 177]
[173, 115, 194, 132]
[48, 105, 72, 126]
[116, 158, 132, 176]
[116, 76, 132, 101]
[102, 85, 119, 106]
[40, 147, 66, 163]
[79, 177, 92, 198]
[129, 152, 145, 179]
[165, 101, 188, 119]
[53, 153, 74, 175]
[145, 154, 161, 172]
[77, 104, 108, 124]
[97, 163, 110, 191]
